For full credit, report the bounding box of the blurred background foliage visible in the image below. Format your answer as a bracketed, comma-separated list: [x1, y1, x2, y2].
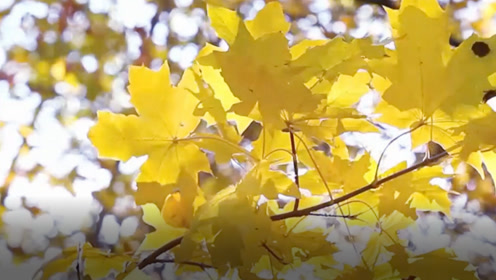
[1, 0, 496, 279]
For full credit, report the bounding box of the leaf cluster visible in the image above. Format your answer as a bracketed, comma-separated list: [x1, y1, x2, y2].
[43, 0, 496, 279]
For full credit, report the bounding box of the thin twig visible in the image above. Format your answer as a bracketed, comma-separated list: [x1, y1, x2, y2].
[307, 212, 358, 219]
[289, 132, 368, 268]
[374, 123, 423, 181]
[153, 259, 215, 269]
[76, 243, 82, 280]
[289, 130, 301, 211]
[262, 243, 288, 265]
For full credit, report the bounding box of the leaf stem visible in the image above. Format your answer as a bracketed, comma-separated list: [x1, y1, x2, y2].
[374, 122, 424, 181]
[263, 148, 294, 159]
[185, 135, 257, 162]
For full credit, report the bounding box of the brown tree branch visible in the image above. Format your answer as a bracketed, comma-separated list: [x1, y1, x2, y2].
[270, 149, 448, 221]
[137, 148, 449, 270]
[137, 236, 183, 269]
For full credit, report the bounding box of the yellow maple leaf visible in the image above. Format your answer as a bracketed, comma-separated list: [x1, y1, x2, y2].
[207, 4, 240, 45]
[453, 106, 496, 158]
[37, 243, 134, 280]
[253, 198, 337, 271]
[290, 37, 384, 84]
[208, 2, 290, 43]
[183, 46, 253, 134]
[263, 219, 338, 270]
[237, 160, 300, 199]
[178, 66, 253, 164]
[335, 265, 376, 280]
[134, 181, 174, 209]
[388, 244, 477, 280]
[299, 149, 374, 196]
[160, 172, 205, 228]
[244, 2, 290, 39]
[451, 106, 496, 179]
[201, 3, 323, 128]
[286, 38, 382, 140]
[376, 162, 451, 216]
[182, 186, 272, 273]
[88, 62, 211, 185]
[161, 192, 191, 228]
[118, 267, 150, 280]
[250, 127, 297, 163]
[84, 253, 133, 280]
[138, 203, 186, 252]
[38, 253, 77, 280]
[373, 0, 496, 150]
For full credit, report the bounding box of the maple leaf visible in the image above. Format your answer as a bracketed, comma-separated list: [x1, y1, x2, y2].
[375, 163, 417, 219]
[208, 2, 291, 43]
[84, 250, 134, 280]
[452, 161, 496, 210]
[334, 265, 378, 280]
[206, 4, 239, 45]
[38, 251, 78, 280]
[263, 220, 338, 270]
[183, 45, 254, 134]
[202, 2, 323, 128]
[289, 37, 385, 84]
[388, 244, 477, 280]
[286, 36, 383, 139]
[179, 66, 239, 136]
[205, 3, 382, 141]
[287, 71, 378, 141]
[172, 231, 215, 275]
[160, 172, 205, 228]
[299, 149, 374, 196]
[372, 0, 496, 150]
[134, 181, 174, 209]
[237, 160, 300, 199]
[116, 263, 150, 280]
[179, 186, 272, 274]
[362, 210, 413, 269]
[37, 243, 134, 280]
[376, 162, 451, 217]
[297, 148, 381, 225]
[247, 199, 338, 272]
[88, 63, 211, 185]
[138, 203, 186, 252]
[250, 127, 308, 163]
[453, 106, 496, 158]
[450, 105, 496, 179]
[178, 66, 253, 164]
